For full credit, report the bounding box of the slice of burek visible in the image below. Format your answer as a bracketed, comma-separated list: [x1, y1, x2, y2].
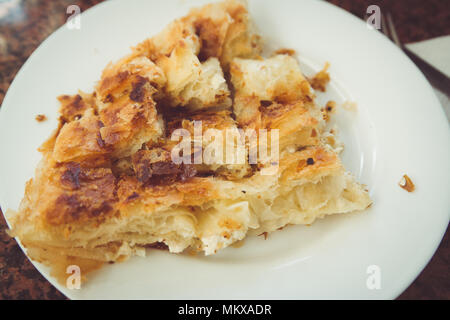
[7, 0, 371, 284]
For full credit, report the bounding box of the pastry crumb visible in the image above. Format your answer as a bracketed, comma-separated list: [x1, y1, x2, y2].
[325, 100, 336, 113]
[274, 48, 296, 56]
[308, 62, 330, 92]
[35, 114, 47, 122]
[259, 232, 268, 240]
[321, 100, 337, 121]
[399, 174, 415, 192]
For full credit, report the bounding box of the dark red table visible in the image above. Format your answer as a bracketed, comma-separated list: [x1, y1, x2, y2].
[0, 0, 448, 300]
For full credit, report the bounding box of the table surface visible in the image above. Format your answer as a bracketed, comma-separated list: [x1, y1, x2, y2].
[0, 0, 449, 300]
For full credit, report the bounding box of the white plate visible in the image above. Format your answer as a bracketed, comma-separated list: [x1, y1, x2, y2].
[0, 0, 449, 300]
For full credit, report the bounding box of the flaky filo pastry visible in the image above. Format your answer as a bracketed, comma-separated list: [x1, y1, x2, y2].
[7, 0, 371, 284]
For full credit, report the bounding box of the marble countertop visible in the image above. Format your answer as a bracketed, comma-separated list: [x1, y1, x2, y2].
[0, 0, 448, 300]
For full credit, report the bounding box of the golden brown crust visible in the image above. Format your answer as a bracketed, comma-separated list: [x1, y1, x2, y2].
[53, 109, 108, 163]
[116, 175, 219, 211]
[131, 149, 197, 185]
[46, 163, 117, 225]
[279, 146, 342, 184]
[18, 157, 117, 228]
[165, 109, 236, 136]
[58, 92, 97, 122]
[96, 55, 165, 102]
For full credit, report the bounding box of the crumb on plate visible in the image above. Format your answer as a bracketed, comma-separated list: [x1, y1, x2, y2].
[399, 174, 415, 192]
[308, 62, 330, 92]
[35, 114, 47, 122]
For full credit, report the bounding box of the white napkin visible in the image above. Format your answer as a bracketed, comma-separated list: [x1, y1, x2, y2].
[406, 36, 450, 121]
[406, 36, 450, 78]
